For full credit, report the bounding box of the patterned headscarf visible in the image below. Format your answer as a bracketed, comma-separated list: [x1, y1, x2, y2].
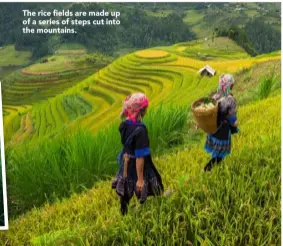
[213, 74, 235, 100]
[120, 92, 149, 122]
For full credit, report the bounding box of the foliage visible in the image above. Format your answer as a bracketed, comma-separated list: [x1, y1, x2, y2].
[215, 18, 281, 56]
[6, 105, 188, 215]
[257, 71, 280, 100]
[0, 3, 196, 58]
[0, 95, 280, 245]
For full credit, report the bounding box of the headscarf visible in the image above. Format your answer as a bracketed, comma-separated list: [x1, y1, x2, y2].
[120, 92, 149, 122]
[213, 74, 235, 101]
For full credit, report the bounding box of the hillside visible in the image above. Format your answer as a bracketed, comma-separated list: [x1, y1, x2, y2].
[0, 94, 280, 245]
[2, 37, 280, 146]
[0, 3, 280, 60]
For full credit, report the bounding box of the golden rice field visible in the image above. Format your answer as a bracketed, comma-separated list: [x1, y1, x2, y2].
[136, 50, 169, 58]
[2, 38, 281, 146]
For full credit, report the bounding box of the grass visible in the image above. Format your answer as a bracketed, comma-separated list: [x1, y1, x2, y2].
[1, 94, 280, 245]
[175, 37, 249, 60]
[6, 104, 188, 216]
[146, 9, 173, 17]
[26, 53, 112, 74]
[57, 43, 86, 51]
[27, 56, 75, 73]
[183, 9, 204, 25]
[0, 45, 31, 66]
[233, 60, 281, 106]
[257, 72, 280, 100]
[61, 94, 92, 120]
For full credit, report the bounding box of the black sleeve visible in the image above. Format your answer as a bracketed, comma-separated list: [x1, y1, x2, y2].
[119, 122, 125, 145]
[134, 127, 150, 158]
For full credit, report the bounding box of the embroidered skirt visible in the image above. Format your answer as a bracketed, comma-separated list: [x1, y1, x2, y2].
[112, 156, 164, 204]
[204, 133, 231, 158]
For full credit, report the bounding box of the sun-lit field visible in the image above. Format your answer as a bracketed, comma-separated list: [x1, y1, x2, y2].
[136, 50, 169, 58]
[1, 94, 280, 245]
[2, 38, 280, 146]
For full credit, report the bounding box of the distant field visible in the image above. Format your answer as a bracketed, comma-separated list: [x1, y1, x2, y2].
[183, 3, 280, 39]
[146, 9, 173, 17]
[163, 37, 250, 61]
[2, 37, 280, 146]
[246, 9, 259, 17]
[24, 53, 111, 74]
[0, 45, 31, 66]
[183, 10, 204, 25]
[136, 50, 169, 58]
[58, 43, 86, 50]
[26, 56, 77, 73]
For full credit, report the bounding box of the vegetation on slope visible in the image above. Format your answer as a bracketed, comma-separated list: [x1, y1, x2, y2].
[2, 38, 280, 148]
[0, 3, 280, 59]
[0, 45, 31, 67]
[6, 105, 188, 216]
[0, 95, 280, 245]
[215, 18, 281, 56]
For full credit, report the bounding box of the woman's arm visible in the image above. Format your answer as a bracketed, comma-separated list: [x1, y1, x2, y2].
[136, 157, 144, 192]
[134, 127, 150, 192]
[123, 153, 130, 177]
[226, 96, 239, 127]
[233, 120, 238, 127]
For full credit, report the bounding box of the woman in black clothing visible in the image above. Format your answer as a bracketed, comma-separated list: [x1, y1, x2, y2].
[112, 93, 163, 215]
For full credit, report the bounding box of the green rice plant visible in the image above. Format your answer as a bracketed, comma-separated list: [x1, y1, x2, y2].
[38, 109, 47, 137]
[61, 94, 92, 121]
[1, 95, 280, 246]
[6, 125, 120, 215]
[6, 104, 188, 216]
[257, 71, 279, 100]
[144, 104, 188, 152]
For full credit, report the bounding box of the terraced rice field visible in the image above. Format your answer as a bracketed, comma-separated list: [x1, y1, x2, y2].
[0, 45, 31, 66]
[3, 38, 281, 146]
[136, 50, 169, 58]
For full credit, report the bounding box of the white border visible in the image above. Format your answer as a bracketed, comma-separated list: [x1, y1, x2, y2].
[0, 82, 8, 230]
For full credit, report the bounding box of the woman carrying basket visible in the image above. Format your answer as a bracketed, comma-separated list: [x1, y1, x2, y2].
[112, 92, 164, 215]
[204, 74, 239, 171]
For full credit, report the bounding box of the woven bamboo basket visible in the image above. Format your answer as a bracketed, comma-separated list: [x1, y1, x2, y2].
[191, 98, 218, 134]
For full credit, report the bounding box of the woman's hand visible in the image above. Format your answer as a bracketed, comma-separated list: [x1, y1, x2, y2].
[123, 153, 130, 163]
[233, 120, 238, 127]
[136, 179, 144, 192]
[136, 157, 145, 192]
